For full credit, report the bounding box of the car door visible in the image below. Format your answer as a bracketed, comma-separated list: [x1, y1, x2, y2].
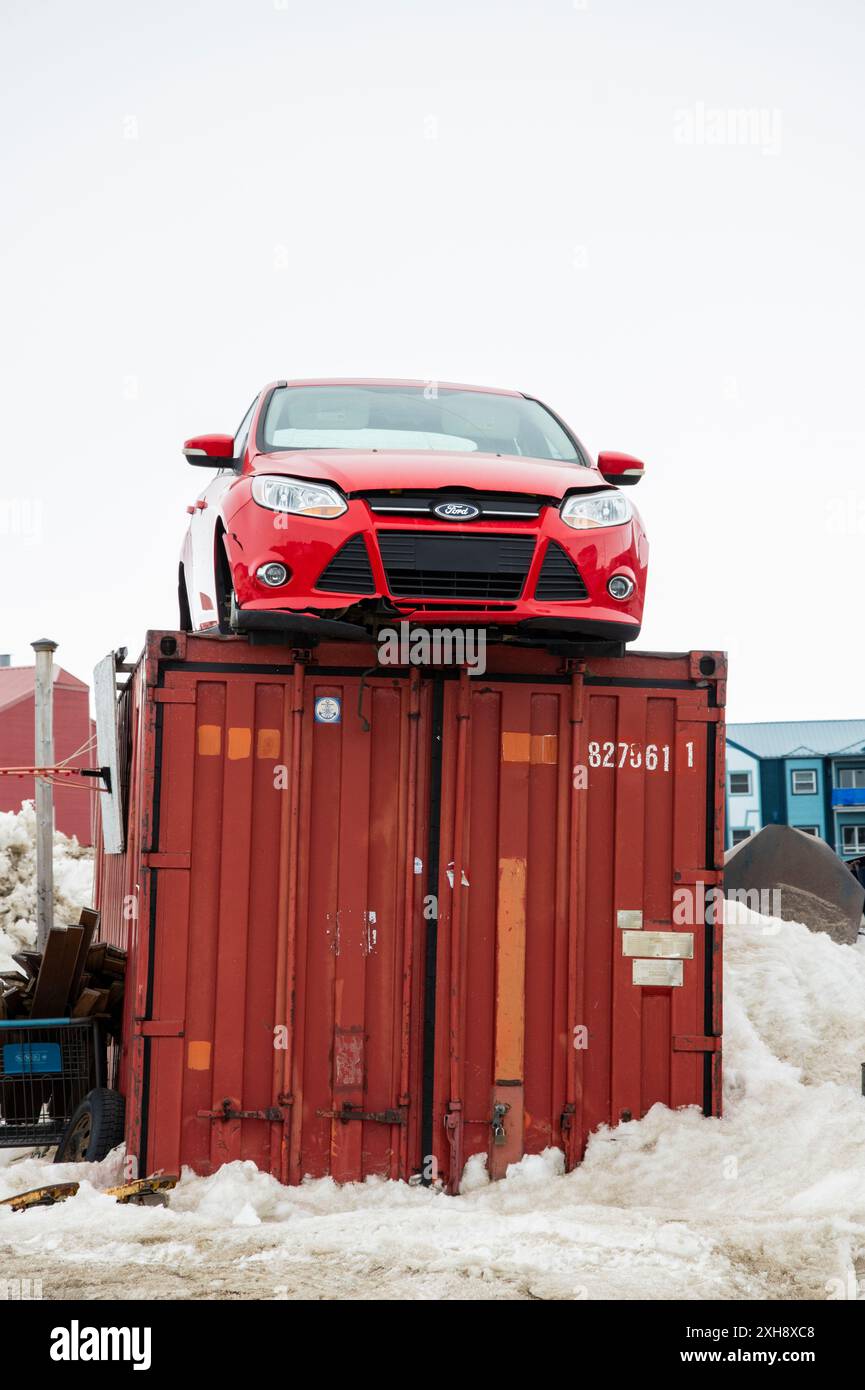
[185, 398, 258, 631]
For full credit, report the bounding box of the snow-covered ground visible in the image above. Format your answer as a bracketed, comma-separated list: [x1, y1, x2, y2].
[1, 806, 864, 1301]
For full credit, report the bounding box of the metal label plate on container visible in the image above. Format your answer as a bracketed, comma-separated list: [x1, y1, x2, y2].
[632, 959, 684, 987]
[623, 931, 693, 960]
[617, 909, 643, 931]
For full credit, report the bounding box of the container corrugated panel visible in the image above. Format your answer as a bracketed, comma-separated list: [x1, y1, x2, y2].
[97, 633, 725, 1191]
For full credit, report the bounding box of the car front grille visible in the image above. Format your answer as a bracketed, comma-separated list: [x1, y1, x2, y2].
[534, 541, 589, 601]
[361, 491, 543, 520]
[315, 535, 376, 593]
[377, 532, 536, 600]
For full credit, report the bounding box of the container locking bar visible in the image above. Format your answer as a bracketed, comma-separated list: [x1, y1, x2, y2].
[316, 1102, 406, 1125]
[198, 1098, 290, 1123]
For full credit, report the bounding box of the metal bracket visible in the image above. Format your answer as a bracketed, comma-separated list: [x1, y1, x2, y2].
[316, 1102, 406, 1125]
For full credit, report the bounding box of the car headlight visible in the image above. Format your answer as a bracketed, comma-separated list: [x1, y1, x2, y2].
[252, 475, 347, 518]
[560, 490, 632, 530]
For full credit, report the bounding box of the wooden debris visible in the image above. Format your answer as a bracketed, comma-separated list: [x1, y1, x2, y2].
[71, 988, 102, 1017]
[30, 927, 83, 1017]
[0, 909, 126, 1023]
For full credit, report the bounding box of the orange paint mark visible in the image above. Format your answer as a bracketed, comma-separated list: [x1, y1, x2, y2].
[501, 732, 531, 762]
[257, 728, 281, 758]
[495, 857, 527, 1079]
[187, 1040, 211, 1070]
[531, 734, 558, 764]
[197, 725, 221, 756]
[501, 732, 558, 764]
[227, 727, 252, 760]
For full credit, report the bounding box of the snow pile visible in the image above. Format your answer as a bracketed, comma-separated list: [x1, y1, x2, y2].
[1, 898, 864, 1300]
[0, 803, 93, 970]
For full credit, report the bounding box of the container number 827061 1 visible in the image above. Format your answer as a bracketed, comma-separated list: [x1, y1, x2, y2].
[587, 740, 695, 772]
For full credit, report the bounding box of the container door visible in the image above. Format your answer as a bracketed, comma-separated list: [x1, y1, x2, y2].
[429, 672, 575, 1192]
[429, 672, 720, 1193]
[140, 665, 427, 1183]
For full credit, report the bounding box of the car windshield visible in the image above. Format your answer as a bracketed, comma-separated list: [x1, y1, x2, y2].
[260, 385, 585, 463]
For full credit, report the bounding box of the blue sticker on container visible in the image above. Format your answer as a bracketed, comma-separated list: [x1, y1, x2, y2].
[3, 1042, 62, 1075]
[314, 696, 341, 724]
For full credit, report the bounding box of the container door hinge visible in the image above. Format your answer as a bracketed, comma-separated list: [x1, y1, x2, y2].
[316, 1102, 407, 1125]
[197, 1098, 289, 1123]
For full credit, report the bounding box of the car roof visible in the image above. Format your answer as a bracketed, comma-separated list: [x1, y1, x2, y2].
[262, 378, 524, 397]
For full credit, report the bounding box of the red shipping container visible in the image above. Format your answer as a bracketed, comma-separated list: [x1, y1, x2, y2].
[96, 632, 725, 1192]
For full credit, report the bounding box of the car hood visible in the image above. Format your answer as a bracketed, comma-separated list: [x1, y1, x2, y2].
[249, 449, 609, 500]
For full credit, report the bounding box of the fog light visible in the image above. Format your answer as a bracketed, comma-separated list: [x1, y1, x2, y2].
[608, 575, 635, 600]
[256, 562, 289, 587]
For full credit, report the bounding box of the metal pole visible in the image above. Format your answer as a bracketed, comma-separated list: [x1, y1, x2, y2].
[31, 638, 58, 952]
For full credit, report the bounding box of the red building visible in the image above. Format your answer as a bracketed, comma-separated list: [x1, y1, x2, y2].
[0, 659, 95, 846]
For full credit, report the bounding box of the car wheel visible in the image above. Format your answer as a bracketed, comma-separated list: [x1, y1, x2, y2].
[54, 1087, 126, 1163]
[214, 528, 235, 635]
[178, 565, 193, 632]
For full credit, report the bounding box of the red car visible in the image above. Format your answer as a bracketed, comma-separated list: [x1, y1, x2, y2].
[179, 379, 648, 645]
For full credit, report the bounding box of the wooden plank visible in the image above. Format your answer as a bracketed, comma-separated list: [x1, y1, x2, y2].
[30, 927, 84, 1017]
[11, 951, 41, 979]
[68, 909, 99, 1006]
[71, 987, 102, 1017]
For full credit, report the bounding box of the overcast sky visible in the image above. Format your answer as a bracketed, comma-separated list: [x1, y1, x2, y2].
[1, 0, 862, 722]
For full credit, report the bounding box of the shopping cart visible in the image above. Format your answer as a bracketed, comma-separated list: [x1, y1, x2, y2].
[0, 1017, 105, 1148]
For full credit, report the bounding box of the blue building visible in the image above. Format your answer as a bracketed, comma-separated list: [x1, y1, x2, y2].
[725, 720, 865, 860]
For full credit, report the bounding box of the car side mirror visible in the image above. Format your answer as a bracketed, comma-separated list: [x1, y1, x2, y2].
[183, 433, 235, 465]
[596, 451, 645, 486]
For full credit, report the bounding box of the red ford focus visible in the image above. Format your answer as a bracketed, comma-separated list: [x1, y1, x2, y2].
[179, 379, 648, 645]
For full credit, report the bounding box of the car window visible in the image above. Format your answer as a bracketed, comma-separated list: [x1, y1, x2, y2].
[233, 397, 258, 461]
[260, 385, 586, 464]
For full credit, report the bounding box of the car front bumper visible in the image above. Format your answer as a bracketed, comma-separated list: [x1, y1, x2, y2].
[223, 496, 647, 639]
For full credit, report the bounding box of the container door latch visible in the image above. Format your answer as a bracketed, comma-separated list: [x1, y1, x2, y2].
[491, 1102, 510, 1146]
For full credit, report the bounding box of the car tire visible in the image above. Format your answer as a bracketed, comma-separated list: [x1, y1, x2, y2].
[54, 1087, 126, 1164]
[214, 528, 235, 635]
[178, 565, 193, 632]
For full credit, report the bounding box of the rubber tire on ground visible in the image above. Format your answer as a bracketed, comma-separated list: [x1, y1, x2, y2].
[54, 1087, 126, 1163]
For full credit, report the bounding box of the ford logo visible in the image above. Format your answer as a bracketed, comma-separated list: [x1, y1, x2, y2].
[433, 501, 480, 521]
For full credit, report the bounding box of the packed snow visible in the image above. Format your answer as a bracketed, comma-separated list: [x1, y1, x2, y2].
[1, 806, 864, 1300]
[0, 803, 93, 970]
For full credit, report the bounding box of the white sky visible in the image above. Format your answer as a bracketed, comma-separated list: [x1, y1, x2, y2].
[1, 0, 862, 722]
